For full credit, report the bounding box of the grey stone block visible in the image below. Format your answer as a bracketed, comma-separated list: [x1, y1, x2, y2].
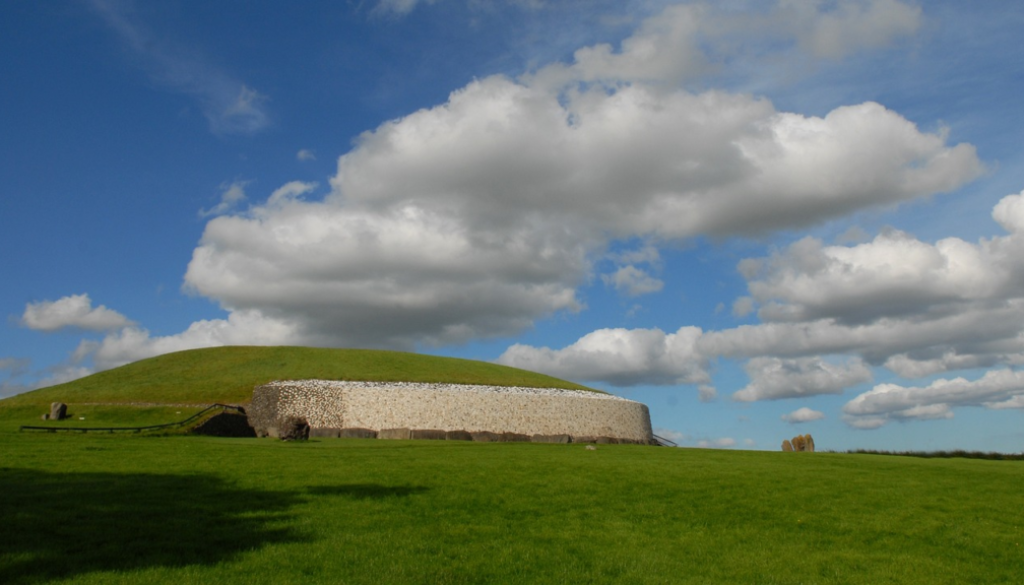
[339, 428, 378, 439]
[531, 434, 571, 443]
[572, 436, 599, 444]
[470, 431, 499, 442]
[50, 402, 67, 421]
[596, 436, 619, 444]
[499, 432, 531, 442]
[445, 430, 473, 441]
[310, 428, 340, 438]
[410, 429, 447, 440]
[379, 428, 411, 440]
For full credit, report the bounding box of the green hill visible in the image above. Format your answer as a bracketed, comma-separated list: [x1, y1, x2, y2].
[1, 346, 595, 408]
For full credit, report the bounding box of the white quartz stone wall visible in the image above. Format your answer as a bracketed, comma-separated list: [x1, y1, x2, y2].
[248, 381, 653, 443]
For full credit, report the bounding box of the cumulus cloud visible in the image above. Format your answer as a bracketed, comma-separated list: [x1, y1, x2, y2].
[0, 357, 30, 377]
[34, 365, 95, 389]
[602, 265, 664, 297]
[842, 368, 1024, 427]
[89, 0, 270, 136]
[786, 0, 921, 59]
[296, 149, 317, 161]
[496, 190, 1024, 421]
[43, 2, 979, 395]
[734, 356, 872, 401]
[200, 180, 248, 217]
[781, 407, 825, 423]
[78, 310, 304, 371]
[715, 191, 1024, 374]
[184, 7, 976, 350]
[654, 427, 688, 444]
[697, 437, 737, 449]
[373, 0, 435, 16]
[21, 295, 134, 332]
[497, 326, 710, 387]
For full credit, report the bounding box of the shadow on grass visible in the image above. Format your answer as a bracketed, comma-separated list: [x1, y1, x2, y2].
[305, 484, 429, 499]
[0, 468, 307, 584]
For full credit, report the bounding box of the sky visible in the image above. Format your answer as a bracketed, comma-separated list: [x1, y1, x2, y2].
[3, 0, 1024, 452]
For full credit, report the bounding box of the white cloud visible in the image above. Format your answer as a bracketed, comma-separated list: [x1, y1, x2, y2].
[497, 326, 710, 387]
[788, 0, 921, 59]
[0, 357, 30, 376]
[297, 149, 317, 161]
[185, 49, 976, 351]
[200, 180, 248, 217]
[697, 437, 736, 449]
[373, 0, 434, 16]
[781, 407, 825, 423]
[734, 356, 872, 401]
[45, 1, 980, 394]
[21, 294, 134, 332]
[497, 190, 1024, 420]
[843, 369, 1024, 427]
[653, 427, 688, 444]
[732, 296, 755, 317]
[88, 0, 270, 136]
[710, 191, 1024, 376]
[35, 365, 94, 389]
[602, 265, 664, 297]
[80, 309, 304, 371]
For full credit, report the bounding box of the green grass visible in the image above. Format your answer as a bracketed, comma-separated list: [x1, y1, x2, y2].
[2, 432, 1022, 585]
[0, 346, 595, 410]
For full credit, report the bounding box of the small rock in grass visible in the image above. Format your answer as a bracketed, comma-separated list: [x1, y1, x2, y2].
[585, 445, 597, 451]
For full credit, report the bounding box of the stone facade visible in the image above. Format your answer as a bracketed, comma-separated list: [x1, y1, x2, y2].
[248, 380, 653, 444]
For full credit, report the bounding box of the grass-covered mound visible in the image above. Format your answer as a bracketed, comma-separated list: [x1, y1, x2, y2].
[1, 346, 595, 409]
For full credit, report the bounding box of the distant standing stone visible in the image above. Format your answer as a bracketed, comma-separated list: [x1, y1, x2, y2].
[50, 402, 67, 421]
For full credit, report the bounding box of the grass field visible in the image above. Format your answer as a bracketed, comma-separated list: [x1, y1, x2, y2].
[3, 347, 1022, 583]
[2, 430, 1022, 585]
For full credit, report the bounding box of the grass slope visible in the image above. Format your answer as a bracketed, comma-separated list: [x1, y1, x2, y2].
[2, 434, 1022, 585]
[0, 346, 595, 409]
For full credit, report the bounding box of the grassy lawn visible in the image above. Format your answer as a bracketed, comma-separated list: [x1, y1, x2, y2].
[2, 431, 1022, 585]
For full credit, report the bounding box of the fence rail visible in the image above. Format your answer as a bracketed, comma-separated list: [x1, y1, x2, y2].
[19, 403, 245, 434]
[651, 433, 678, 447]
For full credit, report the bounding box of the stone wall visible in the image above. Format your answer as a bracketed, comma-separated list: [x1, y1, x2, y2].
[248, 380, 653, 444]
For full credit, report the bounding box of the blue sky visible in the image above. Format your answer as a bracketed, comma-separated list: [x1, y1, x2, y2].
[3, 0, 1024, 452]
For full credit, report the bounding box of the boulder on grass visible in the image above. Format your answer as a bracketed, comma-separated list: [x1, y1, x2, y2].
[50, 402, 67, 421]
[278, 416, 310, 441]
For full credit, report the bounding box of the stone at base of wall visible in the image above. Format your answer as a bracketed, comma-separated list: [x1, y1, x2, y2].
[295, 428, 650, 444]
[410, 429, 446, 440]
[532, 434, 571, 443]
[340, 428, 378, 439]
[379, 428, 411, 440]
